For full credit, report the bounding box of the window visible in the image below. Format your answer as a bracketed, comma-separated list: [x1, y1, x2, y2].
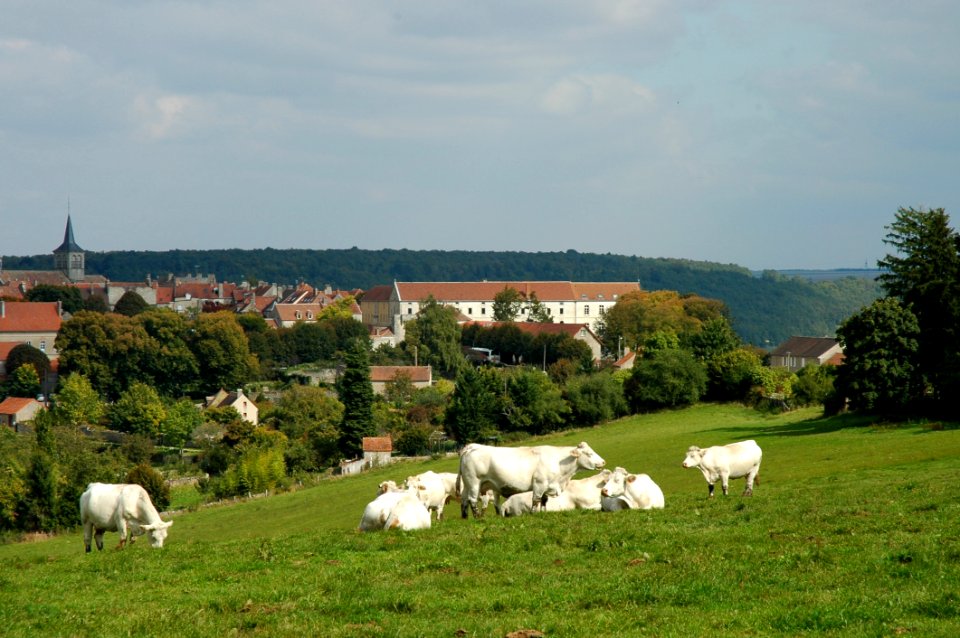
[39, 340, 46, 352]
[584, 305, 590, 315]
[559, 308, 564, 315]
[306, 311, 313, 320]
[407, 308, 413, 315]
[468, 307, 473, 314]
[599, 305, 605, 314]
[481, 308, 486, 315]
[295, 311, 301, 320]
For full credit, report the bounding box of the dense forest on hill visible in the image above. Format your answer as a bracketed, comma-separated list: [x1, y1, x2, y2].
[2, 248, 880, 346]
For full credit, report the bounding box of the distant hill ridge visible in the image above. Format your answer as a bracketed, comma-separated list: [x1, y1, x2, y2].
[1, 248, 881, 346]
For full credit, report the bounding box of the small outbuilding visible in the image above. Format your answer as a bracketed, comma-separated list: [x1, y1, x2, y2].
[0, 397, 44, 432]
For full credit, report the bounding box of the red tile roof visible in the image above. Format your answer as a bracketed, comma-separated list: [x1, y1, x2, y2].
[466, 321, 596, 339]
[395, 281, 640, 302]
[361, 285, 394, 302]
[0, 302, 62, 333]
[0, 341, 26, 361]
[363, 436, 393, 452]
[0, 396, 41, 415]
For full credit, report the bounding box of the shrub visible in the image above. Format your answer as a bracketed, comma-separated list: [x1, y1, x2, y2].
[125, 463, 171, 511]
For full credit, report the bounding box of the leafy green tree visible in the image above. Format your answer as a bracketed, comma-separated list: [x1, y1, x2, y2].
[286, 321, 336, 364]
[337, 342, 375, 458]
[328, 316, 370, 353]
[113, 290, 150, 316]
[52, 373, 104, 427]
[689, 316, 741, 361]
[263, 385, 344, 471]
[136, 309, 200, 396]
[108, 382, 167, 437]
[82, 294, 110, 313]
[383, 370, 416, 408]
[792, 363, 837, 407]
[161, 398, 204, 451]
[25, 284, 84, 314]
[563, 372, 628, 425]
[500, 368, 570, 435]
[705, 348, 764, 402]
[836, 298, 922, 413]
[6, 365, 41, 398]
[493, 286, 524, 321]
[5, 343, 51, 382]
[748, 366, 797, 410]
[624, 349, 707, 412]
[191, 312, 255, 394]
[56, 311, 153, 399]
[403, 296, 465, 377]
[445, 366, 499, 444]
[525, 292, 553, 323]
[877, 206, 960, 406]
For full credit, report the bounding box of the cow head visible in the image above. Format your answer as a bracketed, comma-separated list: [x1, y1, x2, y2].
[682, 446, 704, 468]
[378, 480, 401, 495]
[141, 520, 173, 548]
[571, 442, 605, 470]
[600, 467, 630, 497]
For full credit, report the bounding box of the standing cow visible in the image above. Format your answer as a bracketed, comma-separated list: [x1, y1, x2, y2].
[458, 441, 606, 518]
[80, 483, 173, 552]
[682, 440, 762, 497]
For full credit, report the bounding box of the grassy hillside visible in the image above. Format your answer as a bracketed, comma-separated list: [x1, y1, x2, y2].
[2, 405, 958, 637]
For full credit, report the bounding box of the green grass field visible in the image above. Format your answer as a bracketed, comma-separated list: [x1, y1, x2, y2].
[1, 404, 959, 637]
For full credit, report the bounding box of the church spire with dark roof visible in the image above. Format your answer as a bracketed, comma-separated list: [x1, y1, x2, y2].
[54, 214, 84, 253]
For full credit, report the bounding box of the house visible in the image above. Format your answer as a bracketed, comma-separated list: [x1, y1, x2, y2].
[265, 283, 363, 328]
[369, 366, 432, 395]
[362, 436, 393, 467]
[360, 281, 640, 341]
[0, 397, 44, 432]
[613, 350, 636, 370]
[769, 336, 843, 372]
[205, 388, 259, 425]
[0, 301, 63, 359]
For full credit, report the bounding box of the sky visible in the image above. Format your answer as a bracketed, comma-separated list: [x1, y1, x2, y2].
[2, 1, 958, 271]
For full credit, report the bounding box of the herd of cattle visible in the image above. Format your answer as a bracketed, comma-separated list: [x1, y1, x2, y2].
[358, 438, 763, 532]
[78, 439, 763, 547]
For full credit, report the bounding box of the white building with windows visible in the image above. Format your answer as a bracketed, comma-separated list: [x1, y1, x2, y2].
[361, 281, 640, 341]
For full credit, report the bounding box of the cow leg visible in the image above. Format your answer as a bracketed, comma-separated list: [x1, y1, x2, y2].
[707, 483, 715, 497]
[721, 473, 730, 496]
[83, 522, 93, 553]
[94, 530, 105, 551]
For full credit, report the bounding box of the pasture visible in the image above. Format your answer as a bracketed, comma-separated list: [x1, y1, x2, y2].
[1, 404, 959, 637]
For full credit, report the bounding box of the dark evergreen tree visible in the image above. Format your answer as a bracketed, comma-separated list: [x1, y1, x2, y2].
[113, 290, 149, 316]
[337, 342, 375, 458]
[444, 366, 499, 444]
[877, 206, 960, 407]
[25, 284, 84, 314]
[16, 411, 59, 532]
[4, 343, 51, 380]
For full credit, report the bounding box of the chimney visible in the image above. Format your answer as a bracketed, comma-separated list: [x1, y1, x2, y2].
[0, 299, 4, 317]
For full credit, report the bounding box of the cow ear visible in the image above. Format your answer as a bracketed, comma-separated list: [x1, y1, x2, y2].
[165, 521, 173, 528]
[570, 448, 581, 457]
[626, 475, 636, 484]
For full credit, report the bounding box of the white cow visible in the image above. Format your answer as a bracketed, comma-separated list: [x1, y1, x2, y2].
[377, 480, 403, 495]
[501, 471, 611, 517]
[599, 467, 665, 510]
[459, 441, 606, 518]
[80, 483, 173, 552]
[406, 471, 452, 521]
[682, 439, 762, 497]
[384, 492, 432, 531]
[358, 488, 432, 532]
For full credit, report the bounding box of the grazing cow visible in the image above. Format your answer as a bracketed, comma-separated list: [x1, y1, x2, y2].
[406, 471, 452, 520]
[459, 441, 606, 518]
[682, 440, 762, 497]
[358, 487, 431, 532]
[599, 467, 665, 510]
[80, 483, 173, 552]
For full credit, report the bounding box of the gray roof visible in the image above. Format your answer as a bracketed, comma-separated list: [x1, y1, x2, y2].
[53, 216, 83, 253]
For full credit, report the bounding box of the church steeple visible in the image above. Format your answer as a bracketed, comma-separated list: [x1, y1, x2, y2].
[53, 214, 85, 282]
